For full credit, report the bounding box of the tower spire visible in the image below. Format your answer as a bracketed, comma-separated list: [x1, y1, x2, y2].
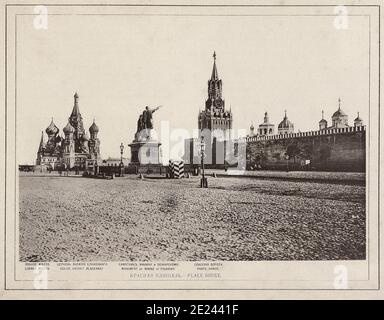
[211, 51, 218, 80]
[38, 131, 44, 152]
[264, 112, 269, 123]
[71, 92, 80, 116]
[69, 91, 85, 139]
[322, 110, 324, 119]
[338, 97, 341, 110]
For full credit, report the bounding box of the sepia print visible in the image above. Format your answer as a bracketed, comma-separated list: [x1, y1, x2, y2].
[1, 1, 382, 297]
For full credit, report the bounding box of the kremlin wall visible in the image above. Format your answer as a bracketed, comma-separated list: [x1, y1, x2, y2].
[243, 125, 366, 172]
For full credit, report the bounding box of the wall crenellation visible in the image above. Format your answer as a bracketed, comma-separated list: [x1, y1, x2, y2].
[240, 125, 366, 143]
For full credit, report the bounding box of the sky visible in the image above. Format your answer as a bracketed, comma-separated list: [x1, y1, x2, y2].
[16, 13, 370, 164]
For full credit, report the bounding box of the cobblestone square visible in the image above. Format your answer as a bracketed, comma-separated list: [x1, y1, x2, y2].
[19, 173, 366, 261]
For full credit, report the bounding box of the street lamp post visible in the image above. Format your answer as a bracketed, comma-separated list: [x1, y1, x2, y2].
[120, 142, 124, 177]
[200, 135, 208, 188]
[285, 154, 289, 172]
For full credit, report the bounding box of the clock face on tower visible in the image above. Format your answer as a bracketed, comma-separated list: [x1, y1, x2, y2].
[214, 99, 223, 109]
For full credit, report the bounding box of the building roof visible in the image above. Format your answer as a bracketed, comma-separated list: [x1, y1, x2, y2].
[278, 111, 293, 129]
[259, 112, 274, 127]
[319, 110, 327, 123]
[38, 131, 45, 151]
[211, 51, 219, 80]
[332, 108, 347, 118]
[354, 112, 362, 122]
[70, 92, 81, 117]
[63, 121, 75, 134]
[89, 120, 99, 133]
[46, 118, 59, 135]
[332, 98, 347, 118]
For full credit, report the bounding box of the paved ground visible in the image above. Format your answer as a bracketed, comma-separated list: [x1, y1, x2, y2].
[205, 169, 365, 185]
[19, 172, 366, 262]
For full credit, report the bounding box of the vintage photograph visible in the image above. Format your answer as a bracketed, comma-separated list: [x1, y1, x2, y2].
[14, 4, 370, 265]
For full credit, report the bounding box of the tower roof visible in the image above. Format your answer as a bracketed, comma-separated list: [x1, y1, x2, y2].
[38, 131, 45, 151]
[89, 119, 99, 133]
[263, 112, 270, 124]
[354, 112, 362, 122]
[319, 110, 327, 123]
[332, 98, 347, 118]
[70, 91, 81, 117]
[278, 110, 293, 128]
[46, 118, 59, 135]
[63, 121, 75, 134]
[332, 108, 347, 118]
[211, 51, 219, 80]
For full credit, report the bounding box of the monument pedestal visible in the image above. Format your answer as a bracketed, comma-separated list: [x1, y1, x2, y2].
[130, 109, 163, 170]
[129, 140, 161, 165]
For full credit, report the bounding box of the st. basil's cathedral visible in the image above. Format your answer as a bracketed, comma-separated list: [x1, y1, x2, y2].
[36, 92, 101, 171]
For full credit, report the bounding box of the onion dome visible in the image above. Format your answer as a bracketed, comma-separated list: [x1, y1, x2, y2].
[354, 112, 362, 122]
[278, 110, 293, 129]
[46, 118, 59, 135]
[89, 120, 99, 133]
[63, 121, 75, 134]
[332, 98, 347, 118]
[81, 133, 90, 141]
[250, 123, 255, 131]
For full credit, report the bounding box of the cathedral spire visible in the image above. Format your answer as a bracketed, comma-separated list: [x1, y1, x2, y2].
[71, 92, 80, 116]
[69, 92, 85, 139]
[38, 131, 44, 152]
[211, 51, 218, 80]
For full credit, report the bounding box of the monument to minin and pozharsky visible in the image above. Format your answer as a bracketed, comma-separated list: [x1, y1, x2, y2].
[128, 105, 162, 166]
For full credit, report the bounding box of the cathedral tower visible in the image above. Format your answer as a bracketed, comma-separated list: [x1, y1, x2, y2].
[69, 92, 86, 148]
[89, 120, 101, 163]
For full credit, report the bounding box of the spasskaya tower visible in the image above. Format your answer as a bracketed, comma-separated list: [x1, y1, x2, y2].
[198, 52, 233, 135]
